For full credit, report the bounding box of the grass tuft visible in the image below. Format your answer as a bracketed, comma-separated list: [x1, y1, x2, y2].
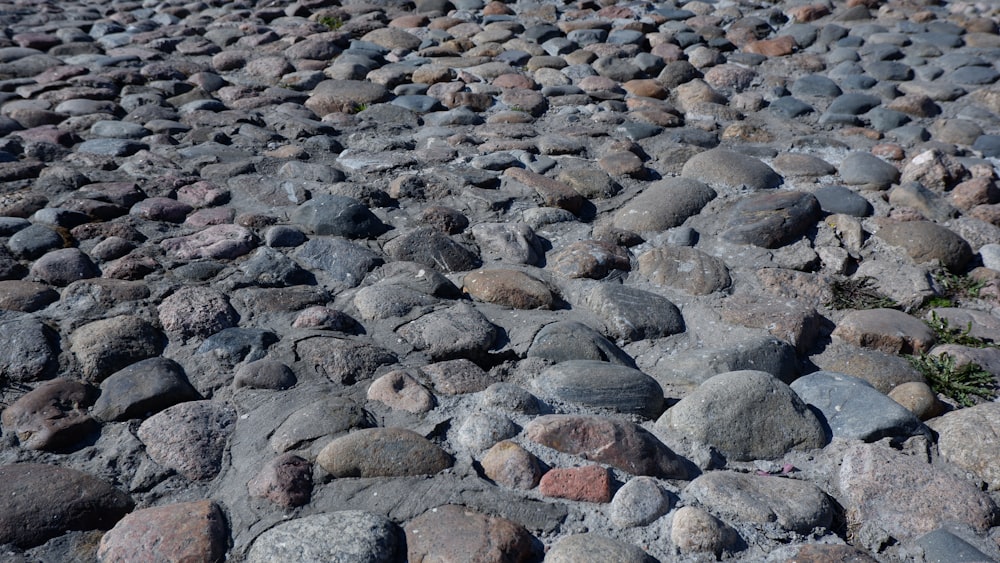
[827, 276, 898, 310]
[907, 352, 996, 407]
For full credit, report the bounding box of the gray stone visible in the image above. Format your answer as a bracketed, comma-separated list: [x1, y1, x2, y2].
[354, 283, 438, 320]
[219, 247, 312, 289]
[681, 148, 782, 191]
[93, 357, 200, 421]
[612, 177, 716, 232]
[838, 152, 900, 190]
[685, 471, 834, 533]
[294, 237, 383, 290]
[383, 227, 479, 273]
[583, 283, 684, 343]
[470, 222, 543, 265]
[0, 316, 58, 382]
[832, 308, 935, 355]
[246, 511, 402, 563]
[405, 505, 538, 563]
[546, 534, 654, 563]
[455, 412, 519, 452]
[610, 476, 673, 528]
[722, 191, 821, 248]
[813, 185, 873, 217]
[643, 335, 800, 388]
[29, 248, 99, 286]
[137, 400, 237, 481]
[196, 328, 277, 364]
[531, 360, 665, 419]
[269, 397, 371, 453]
[928, 403, 1000, 491]
[398, 303, 497, 361]
[671, 506, 742, 556]
[912, 528, 998, 563]
[874, 220, 972, 272]
[295, 336, 397, 384]
[637, 246, 731, 295]
[317, 427, 452, 477]
[69, 315, 165, 382]
[7, 224, 63, 259]
[290, 195, 387, 238]
[657, 370, 827, 461]
[527, 320, 635, 367]
[158, 286, 239, 342]
[791, 371, 929, 441]
[1, 378, 97, 451]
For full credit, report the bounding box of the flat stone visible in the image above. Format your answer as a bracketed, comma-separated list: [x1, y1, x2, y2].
[546, 534, 653, 563]
[317, 427, 452, 477]
[247, 453, 313, 508]
[612, 177, 716, 232]
[398, 303, 497, 360]
[290, 195, 387, 238]
[305, 79, 388, 115]
[813, 185, 873, 216]
[873, 220, 972, 272]
[504, 167, 586, 214]
[269, 397, 370, 453]
[527, 320, 635, 366]
[838, 152, 900, 190]
[93, 357, 200, 421]
[420, 358, 496, 395]
[685, 471, 833, 533]
[295, 336, 397, 384]
[539, 465, 613, 503]
[531, 360, 665, 419]
[637, 246, 731, 295]
[1, 378, 97, 450]
[383, 227, 480, 273]
[246, 511, 402, 563]
[405, 505, 538, 563]
[911, 528, 998, 563]
[810, 341, 925, 394]
[295, 237, 383, 289]
[0, 463, 133, 548]
[137, 400, 237, 481]
[470, 222, 544, 265]
[681, 148, 782, 192]
[832, 308, 935, 355]
[354, 283, 438, 320]
[657, 370, 827, 461]
[462, 268, 554, 309]
[69, 315, 165, 382]
[525, 414, 688, 478]
[928, 403, 1000, 491]
[722, 191, 821, 248]
[792, 371, 928, 441]
[836, 442, 996, 549]
[583, 283, 684, 343]
[161, 224, 257, 260]
[97, 501, 228, 563]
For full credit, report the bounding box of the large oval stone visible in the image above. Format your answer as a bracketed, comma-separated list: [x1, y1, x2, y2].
[317, 427, 452, 477]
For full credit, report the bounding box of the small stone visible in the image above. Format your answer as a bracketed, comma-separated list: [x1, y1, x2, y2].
[158, 286, 239, 342]
[2, 378, 97, 451]
[888, 381, 942, 421]
[367, 370, 435, 413]
[481, 440, 543, 490]
[548, 240, 630, 279]
[637, 246, 731, 295]
[317, 427, 452, 477]
[539, 465, 613, 503]
[455, 411, 518, 452]
[247, 453, 313, 508]
[161, 224, 257, 260]
[137, 400, 237, 481]
[97, 501, 228, 563]
[671, 506, 741, 556]
[610, 476, 673, 528]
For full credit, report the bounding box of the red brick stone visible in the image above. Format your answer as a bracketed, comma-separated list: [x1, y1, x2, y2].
[539, 465, 613, 502]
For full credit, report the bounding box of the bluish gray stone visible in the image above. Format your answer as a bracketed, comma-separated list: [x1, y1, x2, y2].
[294, 238, 383, 289]
[913, 528, 998, 563]
[8, 224, 63, 259]
[681, 148, 783, 192]
[93, 357, 200, 422]
[838, 152, 900, 189]
[948, 66, 999, 85]
[790, 371, 929, 441]
[77, 138, 146, 156]
[532, 360, 665, 419]
[769, 97, 813, 118]
[827, 92, 881, 115]
[197, 328, 278, 364]
[722, 191, 821, 248]
[813, 185, 873, 216]
[583, 283, 685, 343]
[791, 74, 842, 98]
[527, 320, 635, 367]
[290, 195, 387, 238]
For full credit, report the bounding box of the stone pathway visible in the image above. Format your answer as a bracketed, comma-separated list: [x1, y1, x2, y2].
[1, 0, 1000, 560]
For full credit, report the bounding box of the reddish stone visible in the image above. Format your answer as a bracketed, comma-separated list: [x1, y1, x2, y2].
[504, 168, 585, 214]
[493, 73, 536, 89]
[872, 143, 905, 160]
[406, 505, 538, 563]
[97, 500, 228, 563]
[247, 453, 313, 508]
[743, 35, 797, 57]
[1, 378, 97, 450]
[539, 465, 613, 503]
[950, 178, 1000, 211]
[787, 4, 830, 22]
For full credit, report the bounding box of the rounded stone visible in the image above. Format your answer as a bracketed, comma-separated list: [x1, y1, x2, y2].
[158, 286, 239, 342]
[547, 534, 655, 563]
[610, 476, 673, 528]
[462, 269, 554, 309]
[888, 381, 942, 421]
[97, 501, 228, 563]
[367, 370, 435, 414]
[532, 360, 665, 419]
[29, 248, 99, 286]
[681, 148, 782, 191]
[317, 427, 452, 478]
[246, 511, 402, 563]
[481, 440, 543, 490]
[671, 506, 741, 556]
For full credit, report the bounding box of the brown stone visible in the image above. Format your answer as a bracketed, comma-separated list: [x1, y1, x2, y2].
[367, 370, 436, 413]
[0, 280, 58, 312]
[405, 505, 538, 563]
[97, 501, 228, 563]
[832, 308, 935, 354]
[622, 79, 667, 99]
[419, 358, 496, 395]
[598, 151, 645, 177]
[549, 240, 631, 280]
[524, 414, 688, 478]
[1, 378, 97, 451]
[317, 427, 452, 477]
[949, 178, 1000, 211]
[504, 168, 585, 214]
[743, 35, 797, 57]
[247, 453, 313, 508]
[463, 268, 554, 309]
[481, 440, 543, 490]
[788, 4, 831, 22]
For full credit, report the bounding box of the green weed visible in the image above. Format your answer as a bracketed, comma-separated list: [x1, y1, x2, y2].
[925, 311, 995, 348]
[907, 352, 996, 407]
[826, 276, 898, 310]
